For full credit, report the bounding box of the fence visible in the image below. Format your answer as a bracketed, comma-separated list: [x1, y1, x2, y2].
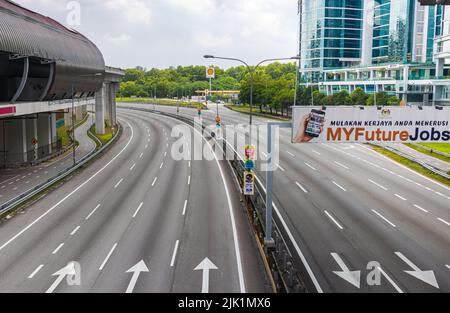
[0, 140, 64, 168]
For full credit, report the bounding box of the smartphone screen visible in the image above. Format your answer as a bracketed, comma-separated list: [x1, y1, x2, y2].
[305, 110, 326, 138]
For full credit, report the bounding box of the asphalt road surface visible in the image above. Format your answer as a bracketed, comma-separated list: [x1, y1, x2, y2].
[0, 108, 267, 293]
[120, 103, 450, 293]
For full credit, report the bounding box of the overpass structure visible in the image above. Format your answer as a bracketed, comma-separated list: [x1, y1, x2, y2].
[0, 0, 123, 167]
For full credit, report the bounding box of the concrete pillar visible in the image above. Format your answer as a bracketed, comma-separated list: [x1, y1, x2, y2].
[51, 113, 57, 142]
[37, 113, 52, 157]
[436, 57, 445, 78]
[110, 83, 119, 127]
[64, 109, 72, 128]
[95, 83, 106, 135]
[76, 106, 83, 122]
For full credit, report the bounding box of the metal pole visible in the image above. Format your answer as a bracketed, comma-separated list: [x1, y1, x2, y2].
[265, 123, 275, 248]
[72, 82, 76, 166]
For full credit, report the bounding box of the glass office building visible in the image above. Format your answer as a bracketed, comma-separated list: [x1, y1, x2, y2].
[298, 0, 450, 104]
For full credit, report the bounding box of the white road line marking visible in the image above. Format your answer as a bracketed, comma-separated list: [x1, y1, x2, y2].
[188, 176, 191, 185]
[130, 164, 136, 171]
[334, 161, 349, 170]
[446, 265, 450, 270]
[152, 177, 158, 186]
[378, 267, 404, 293]
[133, 202, 144, 218]
[332, 181, 347, 192]
[114, 178, 124, 189]
[372, 210, 396, 228]
[437, 218, 450, 227]
[139, 153, 144, 159]
[170, 240, 180, 267]
[368, 179, 388, 191]
[85, 204, 101, 220]
[160, 162, 164, 169]
[182, 200, 188, 216]
[145, 145, 148, 149]
[188, 161, 191, 168]
[28, 265, 44, 279]
[413, 205, 429, 213]
[395, 194, 407, 201]
[305, 163, 317, 171]
[99, 243, 118, 271]
[164, 152, 167, 157]
[324, 211, 343, 230]
[277, 164, 286, 172]
[286, 151, 295, 157]
[296, 182, 308, 193]
[70, 226, 81, 236]
[312, 150, 321, 156]
[52, 243, 64, 255]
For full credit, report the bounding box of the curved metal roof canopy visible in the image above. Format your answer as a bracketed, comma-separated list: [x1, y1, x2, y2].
[0, 0, 105, 102]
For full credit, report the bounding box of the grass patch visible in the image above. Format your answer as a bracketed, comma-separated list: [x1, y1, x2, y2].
[225, 105, 290, 121]
[419, 143, 450, 155]
[57, 126, 71, 147]
[89, 124, 113, 146]
[405, 144, 450, 163]
[372, 145, 450, 186]
[117, 97, 206, 109]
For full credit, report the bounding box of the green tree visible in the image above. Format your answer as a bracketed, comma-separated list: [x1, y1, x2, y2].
[350, 88, 369, 106]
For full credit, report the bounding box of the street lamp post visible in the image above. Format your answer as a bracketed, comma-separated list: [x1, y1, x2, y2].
[204, 55, 300, 140]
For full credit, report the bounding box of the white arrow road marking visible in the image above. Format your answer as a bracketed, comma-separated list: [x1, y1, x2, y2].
[126, 260, 150, 293]
[46, 262, 77, 293]
[331, 253, 361, 289]
[395, 252, 439, 289]
[194, 258, 218, 293]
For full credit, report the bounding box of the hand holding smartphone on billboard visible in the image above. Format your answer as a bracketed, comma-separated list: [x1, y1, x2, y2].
[293, 109, 326, 143]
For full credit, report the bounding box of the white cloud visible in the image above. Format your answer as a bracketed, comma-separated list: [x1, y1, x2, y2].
[104, 0, 151, 24]
[104, 33, 132, 44]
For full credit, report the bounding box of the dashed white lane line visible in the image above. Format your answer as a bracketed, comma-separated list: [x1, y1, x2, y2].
[85, 204, 101, 220]
[182, 200, 188, 216]
[170, 240, 180, 267]
[324, 211, 343, 230]
[52, 243, 64, 255]
[188, 161, 191, 168]
[305, 163, 317, 171]
[99, 243, 118, 271]
[334, 161, 350, 170]
[152, 177, 158, 187]
[133, 202, 144, 218]
[114, 178, 124, 189]
[372, 209, 396, 228]
[445, 265, 450, 270]
[296, 182, 308, 193]
[332, 181, 347, 192]
[437, 218, 450, 227]
[286, 151, 295, 157]
[413, 205, 429, 213]
[130, 164, 136, 171]
[312, 150, 321, 156]
[378, 267, 404, 293]
[188, 176, 191, 186]
[277, 165, 286, 172]
[70, 226, 81, 236]
[368, 179, 388, 191]
[160, 162, 164, 169]
[164, 152, 167, 157]
[139, 153, 144, 159]
[28, 264, 44, 279]
[395, 194, 407, 201]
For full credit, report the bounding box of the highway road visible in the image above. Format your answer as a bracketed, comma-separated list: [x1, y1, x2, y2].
[121, 102, 450, 293]
[0, 115, 96, 207]
[0, 108, 267, 293]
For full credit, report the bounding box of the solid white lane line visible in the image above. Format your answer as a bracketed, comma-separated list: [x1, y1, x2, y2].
[378, 267, 404, 293]
[312, 150, 321, 156]
[413, 205, 429, 213]
[368, 179, 388, 191]
[305, 163, 317, 171]
[395, 194, 407, 201]
[332, 181, 347, 192]
[114, 178, 124, 189]
[324, 211, 343, 230]
[152, 177, 158, 186]
[277, 165, 286, 172]
[188, 176, 191, 185]
[130, 164, 136, 171]
[70, 226, 81, 236]
[170, 240, 180, 267]
[133, 202, 144, 218]
[286, 151, 295, 157]
[334, 161, 349, 170]
[52, 243, 64, 255]
[86, 204, 101, 220]
[182, 200, 188, 216]
[99, 243, 118, 271]
[372, 210, 396, 228]
[28, 264, 44, 279]
[160, 162, 164, 169]
[437, 218, 450, 227]
[296, 182, 308, 193]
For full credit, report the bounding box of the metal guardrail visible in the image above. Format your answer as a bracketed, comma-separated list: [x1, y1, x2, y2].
[0, 123, 122, 216]
[377, 144, 450, 180]
[409, 143, 450, 158]
[120, 106, 311, 293]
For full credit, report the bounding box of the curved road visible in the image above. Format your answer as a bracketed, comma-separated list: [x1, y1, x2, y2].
[0, 108, 267, 293]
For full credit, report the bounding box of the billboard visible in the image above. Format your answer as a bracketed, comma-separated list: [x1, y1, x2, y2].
[292, 106, 450, 143]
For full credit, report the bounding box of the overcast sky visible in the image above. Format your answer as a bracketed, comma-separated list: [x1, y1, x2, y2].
[14, 0, 299, 70]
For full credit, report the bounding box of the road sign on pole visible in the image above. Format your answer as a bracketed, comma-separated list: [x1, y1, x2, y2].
[244, 170, 255, 196]
[206, 67, 215, 79]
